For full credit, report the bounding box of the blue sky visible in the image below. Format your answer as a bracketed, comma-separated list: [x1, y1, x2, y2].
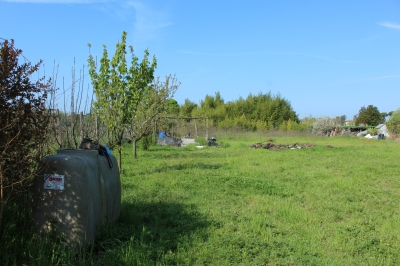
[1, 0, 399, 119]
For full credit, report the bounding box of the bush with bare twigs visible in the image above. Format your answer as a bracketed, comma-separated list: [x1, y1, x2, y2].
[0, 39, 51, 225]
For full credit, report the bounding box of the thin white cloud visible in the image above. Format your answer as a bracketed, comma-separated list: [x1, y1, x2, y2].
[378, 21, 400, 30]
[127, 1, 173, 44]
[1, 0, 106, 3]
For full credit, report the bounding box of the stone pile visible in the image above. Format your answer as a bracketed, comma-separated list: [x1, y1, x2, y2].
[250, 142, 315, 150]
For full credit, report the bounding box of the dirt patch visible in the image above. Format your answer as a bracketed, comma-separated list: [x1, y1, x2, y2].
[250, 140, 315, 150]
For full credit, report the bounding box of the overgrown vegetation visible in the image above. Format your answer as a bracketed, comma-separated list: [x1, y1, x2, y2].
[179, 92, 306, 131]
[0, 39, 51, 226]
[1, 133, 400, 265]
[387, 107, 400, 136]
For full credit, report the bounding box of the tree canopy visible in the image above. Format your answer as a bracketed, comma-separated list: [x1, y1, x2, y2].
[354, 105, 385, 126]
[180, 92, 300, 131]
[87, 31, 157, 170]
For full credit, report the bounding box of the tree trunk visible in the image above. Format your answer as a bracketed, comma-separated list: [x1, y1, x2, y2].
[119, 148, 122, 172]
[117, 138, 122, 173]
[107, 130, 111, 148]
[133, 139, 138, 159]
[195, 119, 198, 138]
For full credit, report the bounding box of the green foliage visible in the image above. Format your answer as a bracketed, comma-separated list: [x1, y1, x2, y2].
[200, 91, 224, 109]
[194, 137, 208, 146]
[366, 127, 378, 136]
[280, 119, 311, 132]
[2, 136, 400, 264]
[235, 114, 257, 131]
[140, 135, 153, 150]
[167, 99, 180, 116]
[0, 39, 51, 224]
[87, 31, 157, 168]
[279, 120, 288, 131]
[300, 115, 317, 127]
[387, 108, 400, 135]
[387, 117, 400, 135]
[218, 117, 235, 131]
[389, 108, 400, 120]
[180, 98, 198, 118]
[130, 75, 180, 158]
[354, 105, 385, 126]
[87, 31, 157, 133]
[188, 91, 299, 131]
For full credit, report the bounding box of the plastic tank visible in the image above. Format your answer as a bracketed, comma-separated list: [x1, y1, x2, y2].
[32, 149, 121, 245]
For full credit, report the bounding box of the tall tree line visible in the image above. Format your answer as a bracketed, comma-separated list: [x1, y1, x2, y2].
[178, 92, 301, 131]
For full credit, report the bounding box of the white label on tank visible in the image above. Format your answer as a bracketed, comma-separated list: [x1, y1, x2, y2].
[44, 174, 65, 190]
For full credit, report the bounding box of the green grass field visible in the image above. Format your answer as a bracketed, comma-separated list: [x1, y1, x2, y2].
[1, 133, 400, 265]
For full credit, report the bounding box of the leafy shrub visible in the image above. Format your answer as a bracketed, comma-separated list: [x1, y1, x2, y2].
[1, 39, 51, 224]
[234, 115, 257, 131]
[219, 141, 230, 148]
[387, 108, 400, 136]
[195, 137, 208, 146]
[312, 117, 337, 136]
[141, 135, 153, 150]
[367, 128, 378, 136]
[387, 116, 400, 135]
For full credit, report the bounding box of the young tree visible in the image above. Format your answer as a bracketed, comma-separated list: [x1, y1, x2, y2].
[129, 75, 180, 158]
[0, 39, 51, 225]
[87, 31, 157, 171]
[354, 105, 385, 126]
[387, 107, 400, 136]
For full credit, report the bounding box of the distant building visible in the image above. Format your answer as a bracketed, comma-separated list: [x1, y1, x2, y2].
[376, 124, 390, 138]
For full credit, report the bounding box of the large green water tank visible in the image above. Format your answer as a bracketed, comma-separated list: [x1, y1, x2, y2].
[32, 149, 121, 245]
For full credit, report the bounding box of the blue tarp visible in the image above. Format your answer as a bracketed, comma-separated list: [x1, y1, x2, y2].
[158, 132, 166, 138]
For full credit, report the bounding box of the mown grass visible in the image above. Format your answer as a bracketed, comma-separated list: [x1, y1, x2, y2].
[1, 133, 400, 265]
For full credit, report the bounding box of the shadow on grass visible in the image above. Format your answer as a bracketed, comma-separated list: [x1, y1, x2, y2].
[1, 198, 210, 265]
[95, 200, 211, 265]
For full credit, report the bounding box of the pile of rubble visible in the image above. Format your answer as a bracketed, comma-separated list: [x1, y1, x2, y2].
[325, 124, 390, 139]
[157, 135, 182, 147]
[250, 141, 315, 150]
